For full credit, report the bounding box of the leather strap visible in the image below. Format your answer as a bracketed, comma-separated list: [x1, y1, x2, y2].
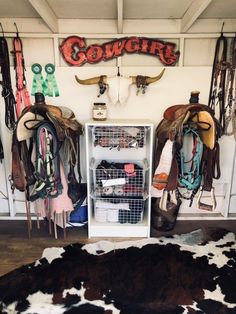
[10, 131, 26, 192]
[201, 143, 220, 192]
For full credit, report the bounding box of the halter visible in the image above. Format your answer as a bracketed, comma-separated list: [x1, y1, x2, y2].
[30, 122, 63, 201]
[178, 126, 203, 205]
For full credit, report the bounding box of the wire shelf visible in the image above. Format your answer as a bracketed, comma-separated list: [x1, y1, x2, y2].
[93, 197, 145, 224]
[92, 126, 146, 149]
[91, 159, 148, 197]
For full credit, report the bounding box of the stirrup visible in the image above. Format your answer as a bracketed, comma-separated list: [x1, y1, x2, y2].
[159, 190, 178, 211]
[197, 186, 216, 211]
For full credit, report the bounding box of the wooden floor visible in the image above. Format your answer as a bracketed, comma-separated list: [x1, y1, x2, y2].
[0, 219, 236, 277]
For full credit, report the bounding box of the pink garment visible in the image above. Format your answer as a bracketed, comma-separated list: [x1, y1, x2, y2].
[35, 198, 47, 218]
[50, 161, 74, 214]
[34, 160, 73, 218]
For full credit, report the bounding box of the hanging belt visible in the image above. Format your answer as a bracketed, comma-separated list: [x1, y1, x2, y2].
[0, 36, 16, 130]
[12, 35, 31, 118]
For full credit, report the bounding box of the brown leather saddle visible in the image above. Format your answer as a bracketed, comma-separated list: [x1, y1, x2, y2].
[152, 101, 222, 232]
[17, 102, 83, 142]
[156, 103, 221, 150]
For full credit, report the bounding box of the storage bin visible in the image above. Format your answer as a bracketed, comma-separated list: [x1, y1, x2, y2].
[93, 126, 146, 149]
[91, 158, 149, 198]
[93, 197, 145, 224]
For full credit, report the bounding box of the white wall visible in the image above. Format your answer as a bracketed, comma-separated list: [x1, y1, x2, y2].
[0, 18, 235, 218]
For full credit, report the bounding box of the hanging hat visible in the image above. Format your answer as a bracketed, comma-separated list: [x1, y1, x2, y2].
[192, 110, 215, 149]
[16, 111, 44, 141]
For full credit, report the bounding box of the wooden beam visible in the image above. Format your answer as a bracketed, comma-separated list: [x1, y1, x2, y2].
[28, 0, 58, 33]
[117, 0, 123, 34]
[181, 0, 212, 33]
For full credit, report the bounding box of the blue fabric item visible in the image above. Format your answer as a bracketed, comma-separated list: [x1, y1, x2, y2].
[70, 204, 88, 223]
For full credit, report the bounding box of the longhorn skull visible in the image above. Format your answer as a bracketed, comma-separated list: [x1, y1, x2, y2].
[75, 69, 165, 105]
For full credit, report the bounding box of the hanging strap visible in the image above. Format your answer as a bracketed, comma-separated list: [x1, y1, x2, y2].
[0, 36, 16, 130]
[12, 36, 31, 118]
[201, 142, 221, 191]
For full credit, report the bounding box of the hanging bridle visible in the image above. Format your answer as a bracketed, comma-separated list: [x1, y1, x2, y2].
[0, 27, 16, 130]
[208, 33, 228, 131]
[224, 35, 236, 136]
[12, 29, 31, 118]
[29, 122, 63, 202]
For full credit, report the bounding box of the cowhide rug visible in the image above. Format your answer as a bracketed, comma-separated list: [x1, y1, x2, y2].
[0, 228, 236, 314]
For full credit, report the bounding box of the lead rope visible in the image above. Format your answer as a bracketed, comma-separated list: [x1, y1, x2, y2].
[12, 34, 31, 118]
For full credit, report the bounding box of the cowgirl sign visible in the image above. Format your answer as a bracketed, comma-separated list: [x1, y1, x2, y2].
[60, 36, 180, 66]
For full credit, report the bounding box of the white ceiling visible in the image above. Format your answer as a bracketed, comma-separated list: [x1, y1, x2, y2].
[0, 0, 236, 32]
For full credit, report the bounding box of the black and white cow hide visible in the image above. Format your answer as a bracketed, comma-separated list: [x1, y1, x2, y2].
[0, 228, 236, 314]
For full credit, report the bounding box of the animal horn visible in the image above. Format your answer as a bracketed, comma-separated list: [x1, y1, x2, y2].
[75, 75, 107, 85]
[130, 69, 165, 84]
[146, 69, 165, 84]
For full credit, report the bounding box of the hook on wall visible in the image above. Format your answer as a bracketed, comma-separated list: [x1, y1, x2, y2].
[221, 21, 225, 35]
[14, 22, 19, 37]
[117, 66, 120, 77]
[0, 23, 5, 37]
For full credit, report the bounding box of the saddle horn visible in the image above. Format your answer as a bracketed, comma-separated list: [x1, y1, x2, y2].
[75, 75, 107, 85]
[130, 68, 165, 84]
